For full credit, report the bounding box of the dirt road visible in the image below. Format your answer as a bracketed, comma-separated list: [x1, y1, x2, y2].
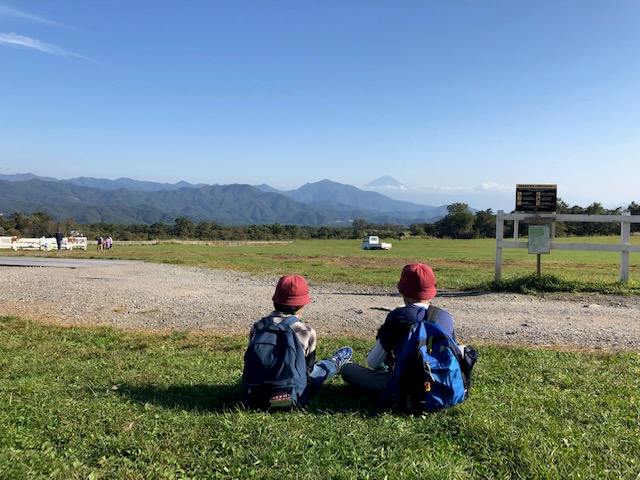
[1, 260, 639, 351]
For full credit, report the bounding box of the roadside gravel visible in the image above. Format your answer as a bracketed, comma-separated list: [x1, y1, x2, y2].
[2, 261, 639, 351]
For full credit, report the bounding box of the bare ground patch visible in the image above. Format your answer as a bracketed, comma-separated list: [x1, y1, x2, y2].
[1, 262, 639, 351]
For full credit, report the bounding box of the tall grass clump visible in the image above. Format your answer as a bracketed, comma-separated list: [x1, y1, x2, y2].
[473, 273, 640, 295]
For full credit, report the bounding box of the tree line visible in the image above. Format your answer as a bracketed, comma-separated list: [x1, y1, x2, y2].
[409, 200, 640, 239]
[1, 199, 639, 242]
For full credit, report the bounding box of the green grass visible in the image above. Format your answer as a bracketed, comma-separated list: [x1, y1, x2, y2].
[10, 237, 640, 294]
[1, 316, 639, 479]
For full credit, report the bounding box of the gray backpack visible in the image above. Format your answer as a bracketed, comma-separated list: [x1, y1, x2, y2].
[242, 316, 309, 410]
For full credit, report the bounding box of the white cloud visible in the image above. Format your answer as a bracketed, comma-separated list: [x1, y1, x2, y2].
[407, 182, 512, 196]
[473, 182, 512, 193]
[0, 32, 92, 62]
[363, 184, 408, 191]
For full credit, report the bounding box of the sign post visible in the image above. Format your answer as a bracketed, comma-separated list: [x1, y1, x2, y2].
[514, 184, 557, 277]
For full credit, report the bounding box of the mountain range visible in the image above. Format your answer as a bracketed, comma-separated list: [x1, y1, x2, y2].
[0, 174, 450, 226]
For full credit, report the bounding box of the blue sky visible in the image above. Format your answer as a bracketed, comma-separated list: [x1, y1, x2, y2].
[1, 1, 638, 212]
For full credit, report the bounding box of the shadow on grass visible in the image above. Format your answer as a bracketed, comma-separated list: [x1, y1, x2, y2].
[307, 383, 378, 415]
[116, 382, 380, 415]
[118, 383, 243, 412]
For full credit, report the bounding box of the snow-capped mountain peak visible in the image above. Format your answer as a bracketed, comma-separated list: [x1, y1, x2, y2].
[364, 176, 407, 190]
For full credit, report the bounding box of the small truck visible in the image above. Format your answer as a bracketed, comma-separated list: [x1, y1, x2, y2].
[361, 236, 392, 250]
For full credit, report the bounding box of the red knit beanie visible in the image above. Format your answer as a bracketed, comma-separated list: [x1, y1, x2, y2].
[397, 263, 437, 300]
[272, 274, 311, 306]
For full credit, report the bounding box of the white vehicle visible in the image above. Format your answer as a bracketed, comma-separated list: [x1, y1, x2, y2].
[361, 235, 392, 250]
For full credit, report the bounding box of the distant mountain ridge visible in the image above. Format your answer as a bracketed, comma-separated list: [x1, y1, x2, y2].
[0, 173, 209, 192]
[61, 176, 208, 192]
[0, 173, 449, 226]
[281, 179, 443, 215]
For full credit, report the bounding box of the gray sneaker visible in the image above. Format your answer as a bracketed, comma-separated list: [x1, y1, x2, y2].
[331, 346, 353, 371]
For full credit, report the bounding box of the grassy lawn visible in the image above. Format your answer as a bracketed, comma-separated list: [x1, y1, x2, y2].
[3, 238, 640, 478]
[8, 236, 640, 293]
[1, 316, 639, 479]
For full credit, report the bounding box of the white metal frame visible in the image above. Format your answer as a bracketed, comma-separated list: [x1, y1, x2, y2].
[495, 211, 640, 283]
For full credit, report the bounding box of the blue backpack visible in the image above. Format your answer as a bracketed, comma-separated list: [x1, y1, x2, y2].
[242, 316, 310, 410]
[385, 306, 468, 414]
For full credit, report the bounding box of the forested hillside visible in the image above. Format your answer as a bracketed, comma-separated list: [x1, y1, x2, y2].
[0, 177, 445, 226]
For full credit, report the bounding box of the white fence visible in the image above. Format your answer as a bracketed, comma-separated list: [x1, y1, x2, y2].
[65, 237, 89, 250]
[0, 237, 14, 249]
[0, 236, 88, 251]
[495, 211, 640, 283]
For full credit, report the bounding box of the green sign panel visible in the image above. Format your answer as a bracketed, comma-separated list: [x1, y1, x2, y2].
[528, 225, 551, 254]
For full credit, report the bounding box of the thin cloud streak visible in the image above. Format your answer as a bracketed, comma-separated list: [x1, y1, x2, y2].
[0, 5, 75, 29]
[0, 32, 93, 62]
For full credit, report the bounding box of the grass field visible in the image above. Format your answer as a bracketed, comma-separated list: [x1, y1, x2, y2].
[8, 236, 640, 293]
[3, 238, 640, 478]
[1, 317, 639, 479]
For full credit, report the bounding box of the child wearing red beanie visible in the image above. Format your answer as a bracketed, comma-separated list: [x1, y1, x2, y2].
[340, 264, 476, 409]
[245, 274, 352, 408]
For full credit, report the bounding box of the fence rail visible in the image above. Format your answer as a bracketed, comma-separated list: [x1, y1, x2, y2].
[495, 211, 640, 283]
[0, 236, 88, 251]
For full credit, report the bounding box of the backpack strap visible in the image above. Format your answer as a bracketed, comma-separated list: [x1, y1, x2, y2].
[424, 305, 442, 324]
[416, 305, 474, 398]
[258, 314, 299, 331]
[281, 316, 300, 328]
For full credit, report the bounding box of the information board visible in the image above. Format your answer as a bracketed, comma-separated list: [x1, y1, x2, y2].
[515, 184, 557, 213]
[528, 225, 551, 254]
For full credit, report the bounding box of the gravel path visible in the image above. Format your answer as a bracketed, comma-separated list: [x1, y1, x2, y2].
[2, 261, 639, 351]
